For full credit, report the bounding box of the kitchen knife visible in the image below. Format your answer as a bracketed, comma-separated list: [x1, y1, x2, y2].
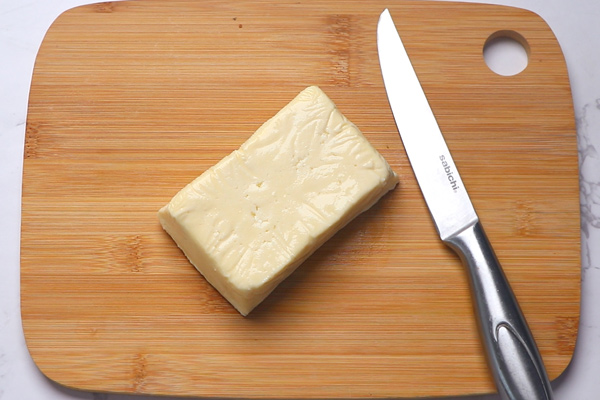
[377, 9, 553, 400]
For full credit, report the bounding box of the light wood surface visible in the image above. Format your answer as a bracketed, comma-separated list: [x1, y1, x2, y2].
[21, 0, 580, 398]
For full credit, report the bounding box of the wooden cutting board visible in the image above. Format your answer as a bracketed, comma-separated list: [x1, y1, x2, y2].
[21, 0, 580, 398]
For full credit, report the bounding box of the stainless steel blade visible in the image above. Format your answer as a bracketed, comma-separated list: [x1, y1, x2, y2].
[376, 8, 477, 241]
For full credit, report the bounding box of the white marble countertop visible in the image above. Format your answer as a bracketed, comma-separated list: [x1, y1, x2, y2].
[1, 0, 599, 399]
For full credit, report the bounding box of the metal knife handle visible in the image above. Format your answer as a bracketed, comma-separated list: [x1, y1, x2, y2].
[444, 221, 553, 400]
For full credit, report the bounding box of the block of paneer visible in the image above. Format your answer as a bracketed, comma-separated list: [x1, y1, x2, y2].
[158, 86, 398, 315]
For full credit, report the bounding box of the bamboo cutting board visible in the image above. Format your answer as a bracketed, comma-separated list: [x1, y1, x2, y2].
[21, 0, 580, 398]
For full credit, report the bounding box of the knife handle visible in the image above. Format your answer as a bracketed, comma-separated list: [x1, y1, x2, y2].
[444, 221, 553, 400]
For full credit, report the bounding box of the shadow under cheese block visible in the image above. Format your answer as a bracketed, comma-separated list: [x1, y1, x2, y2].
[158, 86, 399, 316]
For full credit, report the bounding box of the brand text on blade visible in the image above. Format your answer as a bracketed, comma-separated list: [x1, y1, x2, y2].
[440, 155, 459, 192]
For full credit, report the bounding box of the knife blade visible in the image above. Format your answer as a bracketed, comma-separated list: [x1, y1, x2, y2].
[377, 9, 553, 400]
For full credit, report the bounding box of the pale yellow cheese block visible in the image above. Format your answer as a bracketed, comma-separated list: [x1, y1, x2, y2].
[159, 86, 398, 315]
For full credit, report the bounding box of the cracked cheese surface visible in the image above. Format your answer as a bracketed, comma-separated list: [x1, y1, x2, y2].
[158, 86, 398, 315]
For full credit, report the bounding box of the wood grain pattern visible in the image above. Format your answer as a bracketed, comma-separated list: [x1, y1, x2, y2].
[21, 0, 580, 398]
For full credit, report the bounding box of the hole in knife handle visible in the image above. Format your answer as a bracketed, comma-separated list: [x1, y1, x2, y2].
[483, 30, 530, 76]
